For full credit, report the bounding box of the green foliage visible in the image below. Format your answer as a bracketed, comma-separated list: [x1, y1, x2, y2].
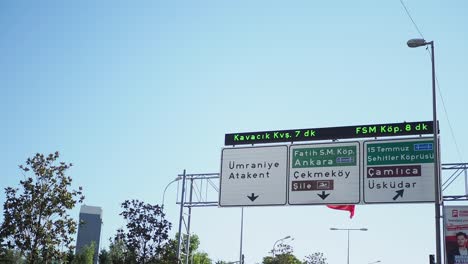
[98, 249, 111, 264]
[116, 200, 171, 263]
[179, 233, 201, 259]
[158, 236, 178, 264]
[73, 241, 95, 264]
[262, 240, 302, 264]
[303, 252, 327, 264]
[66, 250, 75, 263]
[0, 152, 84, 264]
[105, 237, 137, 264]
[159, 233, 204, 264]
[0, 248, 25, 263]
[263, 253, 302, 264]
[105, 230, 214, 264]
[192, 251, 212, 264]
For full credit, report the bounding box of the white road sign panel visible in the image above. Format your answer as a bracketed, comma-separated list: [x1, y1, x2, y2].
[219, 145, 288, 207]
[288, 142, 360, 205]
[363, 137, 435, 203]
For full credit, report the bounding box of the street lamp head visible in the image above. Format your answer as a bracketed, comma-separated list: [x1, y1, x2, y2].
[330, 228, 338, 230]
[407, 38, 427, 48]
[283, 235, 291, 240]
[360, 228, 368, 231]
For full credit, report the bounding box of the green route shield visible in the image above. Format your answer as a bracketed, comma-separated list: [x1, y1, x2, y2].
[288, 142, 360, 205]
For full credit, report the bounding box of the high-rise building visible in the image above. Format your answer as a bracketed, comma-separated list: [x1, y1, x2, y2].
[76, 205, 102, 264]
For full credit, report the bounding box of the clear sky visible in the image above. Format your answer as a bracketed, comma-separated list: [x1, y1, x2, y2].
[1, 1, 468, 263]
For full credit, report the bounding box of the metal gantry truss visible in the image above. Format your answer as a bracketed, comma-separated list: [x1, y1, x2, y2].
[174, 163, 468, 263]
[442, 163, 468, 201]
[175, 171, 220, 264]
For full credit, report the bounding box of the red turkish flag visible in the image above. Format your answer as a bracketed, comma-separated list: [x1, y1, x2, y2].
[327, 205, 355, 218]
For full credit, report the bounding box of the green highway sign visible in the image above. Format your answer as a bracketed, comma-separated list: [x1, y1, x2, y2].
[288, 142, 361, 205]
[363, 138, 435, 204]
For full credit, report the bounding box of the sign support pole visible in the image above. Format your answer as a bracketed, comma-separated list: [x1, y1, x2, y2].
[429, 41, 442, 264]
[176, 170, 186, 263]
[185, 178, 194, 264]
[239, 207, 244, 264]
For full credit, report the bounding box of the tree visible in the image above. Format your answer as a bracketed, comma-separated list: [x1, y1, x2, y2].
[159, 233, 205, 263]
[303, 252, 327, 264]
[66, 249, 75, 263]
[192, 251, 212, 264]
[0, 247, 25, 263]
[158, 235, 178, 264]
[0, 152, 84, 264]
[263, 241, 301, 264]
[98, 249, 111, 264]
[117, 199, 171, 263]
[105, 236, 133, 264]
[72, 241, 95, 264]
[262, 253, 302, 264]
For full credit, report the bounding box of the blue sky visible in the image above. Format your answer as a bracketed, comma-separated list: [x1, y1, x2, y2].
[1, 1, 468, 263]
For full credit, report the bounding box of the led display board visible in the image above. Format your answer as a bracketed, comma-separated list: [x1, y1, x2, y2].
[225, 121, 433, 146]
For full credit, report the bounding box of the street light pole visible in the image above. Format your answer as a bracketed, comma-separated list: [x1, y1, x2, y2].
[330, 228, 368, 264]
[347, 229, 350, 264]
[407, 39, 441, 264]
[162, 176, 182, 207]
[176, 170, 187, 263]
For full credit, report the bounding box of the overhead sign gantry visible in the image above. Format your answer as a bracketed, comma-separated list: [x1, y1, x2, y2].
[219, 121, 436, 207]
